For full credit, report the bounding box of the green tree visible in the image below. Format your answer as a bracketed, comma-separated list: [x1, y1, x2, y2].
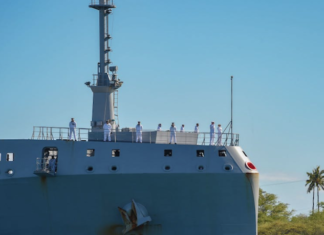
[306, 166, 324, 212]
[306, 169, 316, 213]
[318, 202, 324, 211]
[258, 188, 294, 224]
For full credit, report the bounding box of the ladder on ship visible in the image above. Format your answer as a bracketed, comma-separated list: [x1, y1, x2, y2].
[114, 90, 119, 128]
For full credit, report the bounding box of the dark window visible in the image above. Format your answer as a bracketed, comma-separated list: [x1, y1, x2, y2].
[112, 149, 120, 157]
[218, 150, 226, 157]
[42, 147, 58, 173]
[87, 149, 95, 157]
[242, 151, 248, 157]
[6, 153, 14, 161]
[197, 150, 204, 157]
[164, 150, 172, 157]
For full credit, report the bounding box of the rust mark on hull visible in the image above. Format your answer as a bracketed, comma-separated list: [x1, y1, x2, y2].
[40, 176, 47, 185]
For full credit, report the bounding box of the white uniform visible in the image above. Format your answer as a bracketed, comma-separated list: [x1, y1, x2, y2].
[136, 124, 143, 143]
[194, 125, 199, 133]
[180, 126, 184, 132]
[217, 126, 222, 146]
[210, 124, 215, 145]
[157, 125, 162, 131]
[103, 123, 112, 141]
[170, 126, 177, 144]
[69, 121, 77, 140]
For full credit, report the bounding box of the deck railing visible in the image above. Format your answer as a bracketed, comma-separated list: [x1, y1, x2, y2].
[31, 126, 91, 141]
[31, 126, 239, 146]
[90, 0, 114, 5]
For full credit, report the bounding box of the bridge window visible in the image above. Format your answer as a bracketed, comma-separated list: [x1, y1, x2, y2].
[6, 153, 14, 161]
[164, 150, 172, 157]
[242, 151, 248, 157]
[87, 149, 95, 157]
[112, 149, 120, 157]
[196, 150, 204, 157]
[218, 150, 226, 157]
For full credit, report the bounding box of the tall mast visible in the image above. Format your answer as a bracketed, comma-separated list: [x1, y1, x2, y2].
[88, 0, 123, 131]
[230, 75, 233, 146]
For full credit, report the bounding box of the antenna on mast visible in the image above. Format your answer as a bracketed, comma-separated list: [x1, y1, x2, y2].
[230, 75, 234, 146]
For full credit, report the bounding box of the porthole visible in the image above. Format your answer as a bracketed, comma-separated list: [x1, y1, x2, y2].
[164, 165, 171, 171]
[6, 169, 14, 176]
[197, 165, 205, 171]
[111, 165, 118, 172]
[87, 166, 94, 172]
[224, 164, 233, 171]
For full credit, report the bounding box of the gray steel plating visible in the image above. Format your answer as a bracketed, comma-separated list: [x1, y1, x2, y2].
[0, 140, 258, 235]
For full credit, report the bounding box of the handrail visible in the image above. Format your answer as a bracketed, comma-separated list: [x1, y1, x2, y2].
[90, 0, 114, 5]
[31, 126, 239, 146]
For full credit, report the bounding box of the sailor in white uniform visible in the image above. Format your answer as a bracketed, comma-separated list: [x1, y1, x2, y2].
[103, 120, 112, 142]
[157, 123, 162, 131]
[49, 156, 56, 173]
[69, 118, 77, 141]
[180, 124, 185, 132]
[217, 124, 222, 146]
[136, 121, 143, 143]
[194, 123, 199, 133]
[210, 122, 215, 145]
[169, 122, 177, 144]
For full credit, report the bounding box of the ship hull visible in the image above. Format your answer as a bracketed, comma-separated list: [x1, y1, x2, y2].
[0, 173, 258, 235]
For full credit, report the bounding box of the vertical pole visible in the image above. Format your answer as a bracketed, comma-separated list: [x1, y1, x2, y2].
[230, 76, 234, 146]
[99, 0, 106, 77]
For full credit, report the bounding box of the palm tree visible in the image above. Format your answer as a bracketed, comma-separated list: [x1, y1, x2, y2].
[306, 170, 316, 213]
[306, 166, 324, 213]
[313, 166, 324, 212]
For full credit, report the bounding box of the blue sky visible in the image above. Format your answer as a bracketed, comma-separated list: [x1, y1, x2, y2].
[1, 0, 324, 214]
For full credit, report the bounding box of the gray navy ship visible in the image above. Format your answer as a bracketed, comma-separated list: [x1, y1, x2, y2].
[0, 1, 259, 235]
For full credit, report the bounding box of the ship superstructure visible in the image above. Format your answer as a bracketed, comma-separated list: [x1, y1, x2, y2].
[0, 1, 259, 235]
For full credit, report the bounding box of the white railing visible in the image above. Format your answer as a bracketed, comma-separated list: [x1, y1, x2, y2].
[35, 157, 49, 172]
[31, 126, 91, 141]
[90, 0, 114, 5]
[31, 126, 239, 146]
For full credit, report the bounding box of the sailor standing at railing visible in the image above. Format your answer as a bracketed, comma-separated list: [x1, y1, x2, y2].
[217, 124, 222, 146]
[136, 121, 143, 143]
[210, 122, 215, 145]
[69, 118, 77, 141]
[103, 120, 112, 142]
[169, 122, 177, 144]
[157, 123, 162, 131]
[194, 123, 199, 133]
[180, 124, 185, 132]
